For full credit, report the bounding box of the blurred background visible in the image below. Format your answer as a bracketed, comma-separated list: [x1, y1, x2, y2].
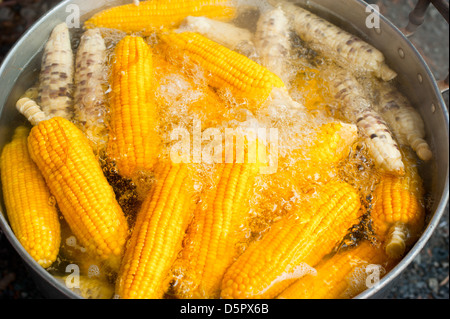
[0, 0, 448, 299]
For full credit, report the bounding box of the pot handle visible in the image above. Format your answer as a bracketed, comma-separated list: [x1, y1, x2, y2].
[401, 0, 449, 94]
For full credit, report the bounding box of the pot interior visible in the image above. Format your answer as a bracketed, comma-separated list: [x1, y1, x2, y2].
[0, 0, 448, 299]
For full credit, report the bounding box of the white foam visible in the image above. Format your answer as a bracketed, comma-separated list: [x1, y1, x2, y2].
[258, 263, 317, 296]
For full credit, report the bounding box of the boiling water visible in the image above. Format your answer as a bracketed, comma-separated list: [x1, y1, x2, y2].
[18, 0, 427, 299]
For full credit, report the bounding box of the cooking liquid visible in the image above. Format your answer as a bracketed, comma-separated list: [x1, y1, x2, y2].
[38, 0, 427, 299]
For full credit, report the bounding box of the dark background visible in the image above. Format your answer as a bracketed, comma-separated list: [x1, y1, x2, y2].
[0, 0, 448, 299]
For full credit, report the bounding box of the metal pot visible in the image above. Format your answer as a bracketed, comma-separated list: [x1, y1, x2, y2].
[0, 0, 448, 299]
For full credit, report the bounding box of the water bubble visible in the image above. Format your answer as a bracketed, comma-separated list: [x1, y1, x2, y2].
[66, 236, 77, 247]
[88, 264, 100, 278]
[48, 196, 57, 207]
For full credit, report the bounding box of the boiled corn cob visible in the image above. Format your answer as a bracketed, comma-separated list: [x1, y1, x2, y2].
[291, 67, 327, 111]
[375, 82, 432, 161]
[248, 122, 356, 231]
[38, 23, 74, 120]
[250, 169, 301, 231]
[16, 98, 129, 272]
[178, 16, 257, 57]
[277, 240, 391, 299]
[324, 66, 404, 175]
[290, 121, 358, 187]
[160, 31, 286, 110]
[220, 181, 362, 299]
[170, 136, 265, 299]
[254, 6, 292, 83]
[371, 149, 425, 259]
[84, 0, 236, 35]
[270, 0, 397, 81]
[0, 126, 60, 268]
[107, 36, 161, 178]
[115, 161, 197, 299]
[153, 53, 231, 130]
[74, 28, 108, 153]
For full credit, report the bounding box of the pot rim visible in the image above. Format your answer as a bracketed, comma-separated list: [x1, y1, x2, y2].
[350, 0, 450, 299]
[0, 0, 448, 300]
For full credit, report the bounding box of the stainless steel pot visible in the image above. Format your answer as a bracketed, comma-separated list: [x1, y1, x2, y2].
[0, 0, 448, 299]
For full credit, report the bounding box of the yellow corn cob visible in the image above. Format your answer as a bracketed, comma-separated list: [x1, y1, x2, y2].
[308, 122, 359, 165]
[0, 126, 60, 269]
[16, 98, 129, 272]
[324, 66, 405, 175]
[107, 36, 161, 178]
[153, 53, 231, 130]
[38, 23, 74, 119]
[250, 169, 301, 228]
[160, 31, 286, 110]
[277, 240, 392, 299]
[371, 149, 425, 259]
[115, 161, 198, 299]
[250, 122, 357, 233]
[376, 82, 432, 161]
[270, 0, 396, 81]
[74, 28, 108, 153]
[291, 67, 327, 111]
[254, 6, 292, 83]
[179, 16, 256, 58]
[170, 135, 266, 299]
[55, 275, 115, 299]
[220, 181, 362, 299]
[289, 121, 358, 187]
[84, 0, 236, 35]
